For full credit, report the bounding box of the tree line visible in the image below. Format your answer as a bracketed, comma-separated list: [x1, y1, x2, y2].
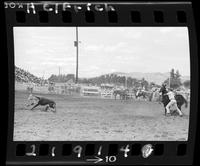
[163, 68, 190, 89]
[79, 74, 153, 89]
[47, 69, 190, 89]
[48, 73, 158, 89]
[15, 66, 190, 89]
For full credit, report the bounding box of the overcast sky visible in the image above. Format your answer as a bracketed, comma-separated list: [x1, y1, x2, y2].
[14, 27, 190, 79]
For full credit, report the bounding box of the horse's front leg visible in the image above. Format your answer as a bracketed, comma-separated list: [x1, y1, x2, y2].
[31, 103, 39, 110]
[178, 104, 181, 111]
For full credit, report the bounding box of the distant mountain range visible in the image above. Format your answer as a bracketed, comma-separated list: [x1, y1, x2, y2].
[15, 65, 190, 85]
[111, 72, 190, 85]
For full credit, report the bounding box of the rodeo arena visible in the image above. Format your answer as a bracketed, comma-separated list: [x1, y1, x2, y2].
[14, 65, 190, 141]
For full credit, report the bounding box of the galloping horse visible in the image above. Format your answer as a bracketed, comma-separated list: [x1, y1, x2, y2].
[159, 85, 188, 116]
[113, 89, 129, 100]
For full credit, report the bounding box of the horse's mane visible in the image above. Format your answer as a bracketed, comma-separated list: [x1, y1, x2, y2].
[160, 86, 167, 95]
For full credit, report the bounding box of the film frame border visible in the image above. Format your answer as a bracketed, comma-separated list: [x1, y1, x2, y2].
[5, 1, 199, 165]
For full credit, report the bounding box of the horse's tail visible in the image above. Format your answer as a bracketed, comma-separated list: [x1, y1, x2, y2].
[176, 94, 188, 108]
[183, 96, 188, 108]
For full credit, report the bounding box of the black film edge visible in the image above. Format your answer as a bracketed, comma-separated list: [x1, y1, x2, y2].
[4, 1, 198, 165]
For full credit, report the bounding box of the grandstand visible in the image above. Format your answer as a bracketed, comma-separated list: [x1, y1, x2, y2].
[15, 66, 47, 84]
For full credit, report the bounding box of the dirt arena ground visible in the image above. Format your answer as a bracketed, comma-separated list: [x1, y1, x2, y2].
[14, 90, 190, 141]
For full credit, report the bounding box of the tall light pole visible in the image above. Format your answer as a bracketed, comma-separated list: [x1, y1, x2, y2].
[125, 76, 127, 88]
[75, 27, 79, 84]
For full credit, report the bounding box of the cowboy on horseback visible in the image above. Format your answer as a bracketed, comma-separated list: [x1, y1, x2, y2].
[135, 86, 148, 100]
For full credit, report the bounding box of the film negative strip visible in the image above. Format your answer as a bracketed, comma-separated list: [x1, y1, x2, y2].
[4, 1, 199, 165]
